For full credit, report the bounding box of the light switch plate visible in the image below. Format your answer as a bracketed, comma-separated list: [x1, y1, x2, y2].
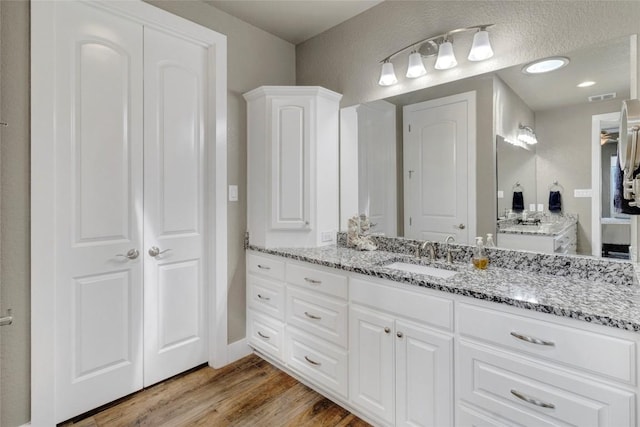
[529, 204, 536, 212]
[497, 190, 504, 198]
[574, 189, 592, 198]
[228, 185, 238, 201]
[321, 231, 334, 242]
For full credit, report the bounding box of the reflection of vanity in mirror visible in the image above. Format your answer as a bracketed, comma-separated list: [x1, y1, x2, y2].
[340, 35, 631, 258]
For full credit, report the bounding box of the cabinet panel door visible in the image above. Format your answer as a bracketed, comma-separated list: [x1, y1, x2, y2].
[349, 305, 395, 425]
[270, 97, 311, 230]
[395, 320, 453, 427]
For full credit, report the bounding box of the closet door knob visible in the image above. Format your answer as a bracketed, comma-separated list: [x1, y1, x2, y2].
[116, 249, 139, 260]
[148, 246, 172, 257]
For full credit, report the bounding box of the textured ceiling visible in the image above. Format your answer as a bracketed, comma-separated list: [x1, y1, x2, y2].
[496, 36, 630, 112]
[204, 0, 383, 44]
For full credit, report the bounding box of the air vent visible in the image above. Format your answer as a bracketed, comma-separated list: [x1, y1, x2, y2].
[588, 92, 617, 102]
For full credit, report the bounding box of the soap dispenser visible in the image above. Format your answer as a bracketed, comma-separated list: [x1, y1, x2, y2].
[472, 236, 489, 270]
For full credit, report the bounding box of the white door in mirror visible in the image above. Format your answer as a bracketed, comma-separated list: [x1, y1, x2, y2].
[403, 92, 475, 244]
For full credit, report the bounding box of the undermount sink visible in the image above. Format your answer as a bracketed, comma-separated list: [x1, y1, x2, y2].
[384, 262, 458, 279]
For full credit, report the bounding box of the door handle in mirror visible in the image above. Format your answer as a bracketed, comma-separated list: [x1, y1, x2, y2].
[116, 249, 139, 260]
[148, 246, 172, 257]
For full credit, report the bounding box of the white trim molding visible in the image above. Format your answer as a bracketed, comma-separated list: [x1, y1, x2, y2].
[30, 1, 227, 425]
[227, 339, 252, 364]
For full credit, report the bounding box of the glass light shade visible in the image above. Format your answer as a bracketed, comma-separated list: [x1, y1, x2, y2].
[434, 41, 457, 70]
[517, 127, 538, 145]
[468, 30, 493, 61]
[378, 61, 398, 86]
[406, 51, 427, 78]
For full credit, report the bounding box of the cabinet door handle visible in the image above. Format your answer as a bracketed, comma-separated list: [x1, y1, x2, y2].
[304, 277, 321, 285]
[396, 331, 404, 338]
[257, 331, 270, 340]
[304, 311, 322, 320]
[304, 355, 322, 366]
[257, 294, 271, 301]
[384, 327, 391, 334]
[510, 389, 555, 409]
[510, 331, 555, 347]
[257, 264, 271, 270]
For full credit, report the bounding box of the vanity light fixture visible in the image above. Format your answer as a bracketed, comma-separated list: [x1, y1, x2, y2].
[406, 50, 427, 78]
[522, 56, 570, 75]
[378, 60, 398, 86]
[517, 125, 538, 145]
[577, 81, 596, 88]
[434, 38, 457, 70]
[377, 24, 494, 86]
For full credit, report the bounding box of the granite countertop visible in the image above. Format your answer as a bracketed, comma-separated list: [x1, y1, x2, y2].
[497, 217, 577, 236]
[250, 245, 640, 333]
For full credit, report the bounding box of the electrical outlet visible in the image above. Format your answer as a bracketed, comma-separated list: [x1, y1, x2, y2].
[574, 189, 592, 198]
[537, 204, 544, 212]
[321, 231, 334, 242]
[529, 204, 536, 212]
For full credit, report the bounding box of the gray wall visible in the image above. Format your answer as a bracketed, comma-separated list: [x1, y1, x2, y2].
[535, 98, 621, 255]
[0, 1, 295, 425]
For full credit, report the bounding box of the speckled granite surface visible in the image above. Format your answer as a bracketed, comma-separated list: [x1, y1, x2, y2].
[336, 232, 635, 286]
[249, 244, 640, 332]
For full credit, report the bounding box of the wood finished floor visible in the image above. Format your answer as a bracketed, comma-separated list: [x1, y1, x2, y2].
[61, 354, 371, 427]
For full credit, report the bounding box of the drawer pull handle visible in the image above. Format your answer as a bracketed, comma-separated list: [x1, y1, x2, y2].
[257, 331, 270, 340]
[257, 294, 271, 301]
[257, 264, 271, 270]
[304, 311, 322, 320]
[510, 332, 555, 347]
[304, 277, 322, 284]
[304, 355, 322, 366]
[510, 389, 555, 409]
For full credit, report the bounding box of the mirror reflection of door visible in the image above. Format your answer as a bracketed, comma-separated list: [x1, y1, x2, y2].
[403, 92, 476, 244]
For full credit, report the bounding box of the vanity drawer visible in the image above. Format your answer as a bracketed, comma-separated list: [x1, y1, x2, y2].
[247, 310, 284, 361]
[458, 303, 636, 384]
[247, 252, 285, 281]
[286, 286, 348, 347]
[286, 262, 347, 299]
[458, 341, 634, 427]
[351, 277, 453, 331]
[247, 275, 285, 320]
[286, 326, 348, 398]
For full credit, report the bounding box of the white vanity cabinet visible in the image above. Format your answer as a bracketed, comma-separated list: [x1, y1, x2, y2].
[497, 223, 577, 254]
[244, 86, 342, 248]
[349, 277, 454, 427]
[456, 301, 636, 427]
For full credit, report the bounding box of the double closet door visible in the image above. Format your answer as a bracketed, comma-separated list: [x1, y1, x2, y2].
[53, 2, 209, 421]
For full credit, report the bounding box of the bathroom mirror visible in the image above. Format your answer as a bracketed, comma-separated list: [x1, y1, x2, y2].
[340, 35, 631, 257]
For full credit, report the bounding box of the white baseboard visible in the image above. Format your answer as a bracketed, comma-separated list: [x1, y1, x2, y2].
[227, 338, 251, 363]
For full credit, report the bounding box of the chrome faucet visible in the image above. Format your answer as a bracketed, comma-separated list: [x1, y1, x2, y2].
[420, 241, 436, 260]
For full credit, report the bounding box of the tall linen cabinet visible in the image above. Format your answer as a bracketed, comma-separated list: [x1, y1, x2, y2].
[244, 86, 342, 248]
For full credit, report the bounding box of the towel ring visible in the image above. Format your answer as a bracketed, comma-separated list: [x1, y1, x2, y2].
[512, 182, 524, 192]
[549, 181, 563, 192]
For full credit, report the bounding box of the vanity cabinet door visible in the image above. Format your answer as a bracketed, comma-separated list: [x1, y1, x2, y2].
[396, 320, 453, 427]
[349, 304, 395, 426]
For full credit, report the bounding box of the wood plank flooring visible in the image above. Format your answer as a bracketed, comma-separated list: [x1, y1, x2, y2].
[61, 354, 371, 427]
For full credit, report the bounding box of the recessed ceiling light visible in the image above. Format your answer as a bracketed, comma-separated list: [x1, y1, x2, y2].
[522, 56, 570, 74]
[577, 81, 596, 88]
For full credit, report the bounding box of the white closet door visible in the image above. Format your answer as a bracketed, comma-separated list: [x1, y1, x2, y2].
[53, 2, 144, 422]
[143, 27, 208, 386]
